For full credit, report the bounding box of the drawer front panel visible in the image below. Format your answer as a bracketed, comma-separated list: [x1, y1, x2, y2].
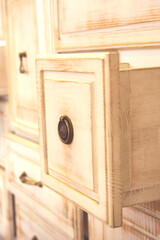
[41, 59, 105, 199]
[16, 201, 73, 240]
[36, 52, 122, 227]
[7, 0, 38, 138]
[7, 134, 76, 238]
[0, 101, 9, 168]
[52, 0, 160, 51]
[8, 146, 74, 234]
[45, 71, 96, 192]
[0, 169, 8, 239]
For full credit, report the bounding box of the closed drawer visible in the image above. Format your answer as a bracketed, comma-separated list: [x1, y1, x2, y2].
[16, 199, 74, 240]
[36, 52, 160, 227]
[0, 168, 8, 239]
[0, 100, 9, 168]
[7, 133, 80, 239]
[0, 46, 8, 96]
[51, 0, 160, 52]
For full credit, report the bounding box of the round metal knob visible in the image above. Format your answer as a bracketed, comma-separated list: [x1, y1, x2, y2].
[31, 236, 38, 240]
[58, 116, 73, 144]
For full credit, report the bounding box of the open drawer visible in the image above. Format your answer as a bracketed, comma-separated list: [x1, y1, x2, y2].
[36, 52, 160, 227]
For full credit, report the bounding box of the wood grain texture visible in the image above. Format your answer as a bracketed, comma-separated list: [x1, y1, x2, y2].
[0, 168, 14, 240]
[52, 0, 160, 51]
[120, 67, 160, 207]
[0, 0, 6, 40]
[15, 198, 74, 240]
[130, 68, 160, 190]
[0, 168, 7, 239]
[37, 52, 160, 227]
[89, 202, 160, 240]
[6, 133, 83, 240]
[88, 214, 122, 240]
[35, 0, 54, 54]
[6, 0, 45, 139]
[0, 100, 9, 168]
[15, 193, 84, 240]
[104, 52, 122, 227]
[6, 0, 53, 140]
[44, 71, 95, 191]
[0, 46, 8, 95]
[36, 53, 113, 225]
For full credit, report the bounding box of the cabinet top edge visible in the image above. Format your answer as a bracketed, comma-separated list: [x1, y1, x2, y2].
[36, 52, 119, 61]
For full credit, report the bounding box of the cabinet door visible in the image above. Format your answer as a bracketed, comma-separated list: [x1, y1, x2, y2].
[7, 0, 39, 139]
[52, 0, 160, 52]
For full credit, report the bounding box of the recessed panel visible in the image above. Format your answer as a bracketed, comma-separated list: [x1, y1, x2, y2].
[44, 71, 95, 192]
[8, 0, 38, 138]
[60, 0, 160, 34]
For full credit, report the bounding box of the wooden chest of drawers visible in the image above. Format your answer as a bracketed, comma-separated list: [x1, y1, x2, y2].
[3, 0, 160, 235]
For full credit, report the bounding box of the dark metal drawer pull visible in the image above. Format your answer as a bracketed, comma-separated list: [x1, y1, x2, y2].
[19, 51, 27, 73]
[31, 236, 38, 240]
[19, 172, 42, 187]
[58, 116, 74, 144]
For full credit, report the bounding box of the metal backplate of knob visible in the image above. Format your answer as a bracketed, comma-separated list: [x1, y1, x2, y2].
[58, 116, 74, 144]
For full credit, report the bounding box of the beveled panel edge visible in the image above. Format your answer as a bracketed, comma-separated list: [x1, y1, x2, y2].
[36, 55, 108, 223]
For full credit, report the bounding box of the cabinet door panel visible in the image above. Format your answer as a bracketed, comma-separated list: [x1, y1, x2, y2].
[7, 0, 38, 139]
[52, 0, 160, 51]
